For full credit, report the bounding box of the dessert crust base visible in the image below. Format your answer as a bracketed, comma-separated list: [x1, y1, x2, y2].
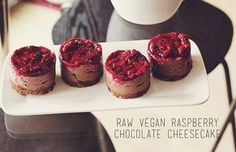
[11, 81, 55, 96]
[107, 82, 150, 99]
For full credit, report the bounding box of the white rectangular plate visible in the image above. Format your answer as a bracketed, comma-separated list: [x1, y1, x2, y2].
[1, 40, 209, 116]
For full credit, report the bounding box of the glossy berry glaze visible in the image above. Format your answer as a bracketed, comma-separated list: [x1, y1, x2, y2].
[105, 50, 149, 82]
[148, 32, 191, 61]
[59, 38, 102, 67]
[11, 46, 56, 77]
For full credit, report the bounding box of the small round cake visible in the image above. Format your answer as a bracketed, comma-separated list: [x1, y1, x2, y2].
[105, 49, 150, 99]
[59, 38, 103, 87]
[10, 46, 56, 95]
[148, 32, 192, 81]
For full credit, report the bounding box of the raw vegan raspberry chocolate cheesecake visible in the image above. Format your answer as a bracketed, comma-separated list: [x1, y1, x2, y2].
[105, 49, 150, 99]
[59, 38, 103, 87]
[10, 46, 56, 95]
[148, 32, 192, 81]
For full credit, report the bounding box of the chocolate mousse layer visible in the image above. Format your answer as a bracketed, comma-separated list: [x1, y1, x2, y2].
[10, 67, 55, 95]
[151, 57, 192, 81]
[61, 60, 103, 87]
[10, 46, 56, 95]
[105, 50, 150, 99]
[148, 32, 192, 81]
[105, 70, 150, 99]
[59, 38, 103, 87]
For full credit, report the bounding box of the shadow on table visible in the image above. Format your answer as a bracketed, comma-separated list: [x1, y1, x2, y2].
[1, 110, 115, 152]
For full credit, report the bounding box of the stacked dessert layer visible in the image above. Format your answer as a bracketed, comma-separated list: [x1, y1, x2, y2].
[59, 38, 103, 87]
[148, 32, 192, 81]
[105, 49, 150, 99]
[10, 46, 56, 95]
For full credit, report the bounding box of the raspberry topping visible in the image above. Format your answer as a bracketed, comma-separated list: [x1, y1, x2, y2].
[148, 32, 191, 60]
[105, 50, 149, 82]
[11, 46, 56, 77]
[60, 38, 102, 67]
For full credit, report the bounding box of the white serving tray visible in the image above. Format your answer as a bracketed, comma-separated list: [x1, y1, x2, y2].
[1, 40, 209, 116]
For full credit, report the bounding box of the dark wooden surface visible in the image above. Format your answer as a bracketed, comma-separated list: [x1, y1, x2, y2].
[52, 0, 113, 44]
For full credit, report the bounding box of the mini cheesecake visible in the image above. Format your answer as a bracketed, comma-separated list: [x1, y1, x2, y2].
[105, 49, 150, 99]
[148, 32, 192, 81]
[59, 38, 103, 87]
[10, 46, 56, 95]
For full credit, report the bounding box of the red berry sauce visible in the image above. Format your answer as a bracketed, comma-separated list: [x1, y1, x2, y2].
[148, 32, 191, 61]
[59, 38, 102, 67]
[105, 50, 149, 82]
[11, 46, 56, 77]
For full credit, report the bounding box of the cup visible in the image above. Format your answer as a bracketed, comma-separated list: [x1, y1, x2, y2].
[111, 0, 183, 25]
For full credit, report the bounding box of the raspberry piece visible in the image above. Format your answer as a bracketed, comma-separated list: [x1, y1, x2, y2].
[148, 32, 191, 60]
[105, 49, 149, 82]
[60, 38, 102, 67]
[11, 46, 56, 77]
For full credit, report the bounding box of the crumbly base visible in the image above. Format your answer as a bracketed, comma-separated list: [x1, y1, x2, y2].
[11, 81, 55, 96]
[107, 82, 150, 99]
